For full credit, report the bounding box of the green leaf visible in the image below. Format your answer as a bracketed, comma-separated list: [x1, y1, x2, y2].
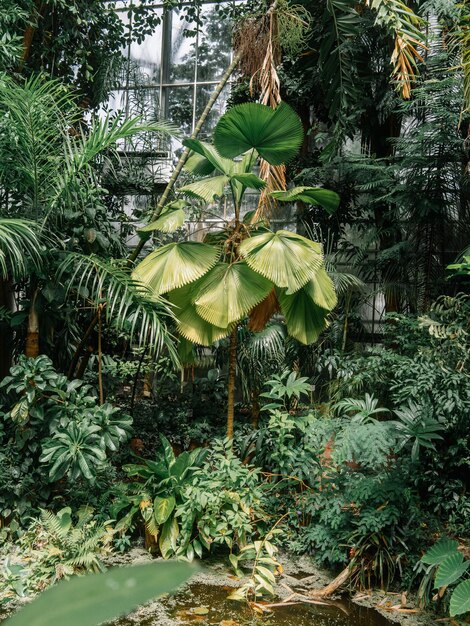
[139, 201, 187, 234]
[214, 102, 303, 165]
[179, 175, 229, 202]
[183, 139, 233, 175]
[133, 242, 220, 295]
[4, 561, 195, 626]
[421, 538, 459, 565]
[194, 262, 273, 327]
[168, 283, 232, 346]
[239, 230, 323, 294]
[154, 496, 176, 525]
[435, 553, 470, 588]
[303, 266, 338, 310]
[278, 287, 329, 344]
[270, 186, 340, 214]
[230, 173, 267, 190]
[159, 517, 180, 559]
[450, 579, 470, 616]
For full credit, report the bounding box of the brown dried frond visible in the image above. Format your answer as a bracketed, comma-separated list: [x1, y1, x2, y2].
[391, 33, 425, 99]
[248, 289, 280, 331]
[233, 15, 271, 85]
[254, 160, 286, 221]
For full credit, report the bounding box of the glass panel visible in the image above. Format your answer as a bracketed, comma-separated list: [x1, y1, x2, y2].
[106, 89, 128, 116]
[196, 4, 232, 82]
[195, 84, 229, 139]
[167, 85, 194, 139]
[168, 9, 196, 84]
[128, 8, 163, 86]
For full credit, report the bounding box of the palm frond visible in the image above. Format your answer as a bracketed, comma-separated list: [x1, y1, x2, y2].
[57, 253, 178, 361]
[0, 218, 43, 278]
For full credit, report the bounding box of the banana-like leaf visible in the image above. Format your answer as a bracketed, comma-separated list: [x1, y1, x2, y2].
[194, 262, 273, 328]
[179, 175, 229, 202]
[168, 283, 231, 346]
[133, 242, 219, 295]
[303, 266, 338, 310]
[270, 186, 340, 214]
[183, 139, 233, 175]
[239, 230, 323, 294]
[278, 287, 329, 344]
[139, 201, 188, 234]
[4, 561, 195, 626]
[154, 496, 176, 525]
[214, 102, 303, 165]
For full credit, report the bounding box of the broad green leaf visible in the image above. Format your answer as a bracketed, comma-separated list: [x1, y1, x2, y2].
[133, 242, 220, 295]
[4, 561, 195, 626]
[278, 287, 329, 344]
[168, 283, 231, 346]
[230, 173, 267, 190]
[159, 517, 180, 559]
[194, 262, 273, 327]
[154, 496, 176, 525]
[184, 152, 216, 177]
[239, 230, 323, 294]
[214, 102, 303, 165]
[303, 266, 338, 311]
[450, 579, 470, 616]
[421, 538, 459, 566]
[270, 186, 340, 214]
[179, 175, 229, 203]
[435, 553, 470, 588]
[183, 139, 233, 175]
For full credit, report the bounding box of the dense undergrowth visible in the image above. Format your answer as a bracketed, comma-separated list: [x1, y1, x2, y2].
[1, 295, 468, 618]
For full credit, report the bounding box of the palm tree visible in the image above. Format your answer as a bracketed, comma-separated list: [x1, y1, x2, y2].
[0, 74, 176, 368]
[133, 102, 340, 438]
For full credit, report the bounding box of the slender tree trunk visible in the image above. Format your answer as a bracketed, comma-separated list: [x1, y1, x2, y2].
[25, 288, 39, 358]
[226, 325, 238, 440]
[68, 311, 100, 379]
[97, 306, 104, 405]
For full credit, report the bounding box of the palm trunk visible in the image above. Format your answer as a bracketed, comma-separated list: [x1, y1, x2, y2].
[25, 288, 39, 358]
[226, 325, 238, 440]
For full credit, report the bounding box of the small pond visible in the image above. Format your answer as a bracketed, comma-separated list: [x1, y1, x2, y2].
[113, 582, 395, 626]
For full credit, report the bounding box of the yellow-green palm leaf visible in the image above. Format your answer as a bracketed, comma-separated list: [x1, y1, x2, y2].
[194, 261, 273, 328]
[270, 186, 340, 215]
[133, 242, 219, 295]
[168, 283, 231, 346]
[239, 230, 323, 294]
[138, 200, 187, 234]
[179, 175, 229, 202]
[278, 287, 329, 344]
[303, 266, 338, 310]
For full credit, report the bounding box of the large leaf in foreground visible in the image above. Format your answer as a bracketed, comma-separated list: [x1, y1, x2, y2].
[450, 579, 470, 616]
[303, 266, 338, 310]
[139, 200, 188, 234]
[179, 175, 229, 202]
[194, 262, 272, 328]
[239, 230, 323, 294]
[133, 242, 220, 295]
[5, 561, 195, 626]
[270, 186, 340, 214]
[214, 102, 303, 165]
[278, 286, 329, 344]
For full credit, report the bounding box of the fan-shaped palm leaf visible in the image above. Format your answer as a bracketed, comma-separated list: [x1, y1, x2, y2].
[239, 230, 323, 294]
[214, 102, 303, 165]
[183, 138, 233, 175]
[179, 175, 229, 203]
[168, 283, 231, 346]
[138, 200, 188, 234]
[194, 261, 273, 328]
[270, 186, 340, 214]
[133, 242, 220, 295]
[303, 266, 338, 310]
[0, 218, 43, 278]
[278, 287, 329, 344]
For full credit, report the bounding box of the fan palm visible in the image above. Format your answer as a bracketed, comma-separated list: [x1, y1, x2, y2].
[134, 102, 341, 437]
